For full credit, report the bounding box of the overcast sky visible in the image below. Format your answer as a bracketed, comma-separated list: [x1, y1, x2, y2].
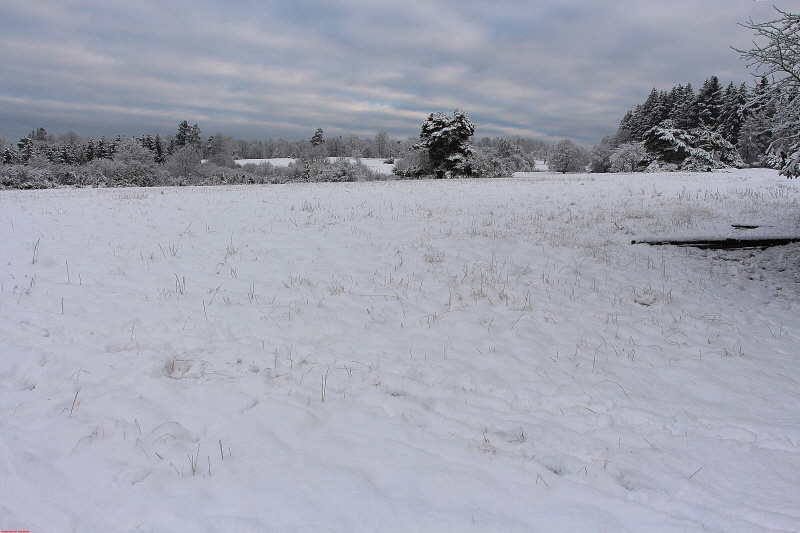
[0, 1, 791, 146]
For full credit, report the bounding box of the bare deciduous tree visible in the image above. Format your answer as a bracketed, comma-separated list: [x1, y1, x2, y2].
[736, 8, 800, 176]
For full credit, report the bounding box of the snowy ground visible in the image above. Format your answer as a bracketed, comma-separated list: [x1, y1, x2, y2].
[235, 157, 396, 175]
[1, 169, 799, 532]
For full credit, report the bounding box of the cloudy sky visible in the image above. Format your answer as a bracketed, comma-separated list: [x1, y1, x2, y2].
[0, 1, 791, 146]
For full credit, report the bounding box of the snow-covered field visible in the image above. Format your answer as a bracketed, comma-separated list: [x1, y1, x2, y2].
[234, 158, 548, 174]
[2, 169, 799, 532]
[235, 157, 396, 175]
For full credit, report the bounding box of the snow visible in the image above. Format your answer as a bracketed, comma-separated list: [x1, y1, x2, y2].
[2, 168, 800, 532]
[236, 157, 296, 168]
[235, 158, 396, 174]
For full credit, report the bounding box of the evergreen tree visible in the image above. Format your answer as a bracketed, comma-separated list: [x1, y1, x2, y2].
[416, 109, 476, 178]
[718, 83, 748, 144]
[85, 138, 96, 162]
[17, 137, 33, 162]
[154, 134, 165, 164]
[697, 76, 724, 129]
[310, 128, 325, 147]
[644, 120, 743, 170]
[672, 84, 699, 130]
[737, 107, 774, 166]
[172, 121, 203, 153]
[188, 124, 202, 150]
[2, 146, 20, 164]
[140, 134, 155, 153]
[618, 110, 635, 138]
[207, 133, 236, 167]
[31, 127, 50, 142]
[96, 137, 112, 159]
[175, 120, 192, 148]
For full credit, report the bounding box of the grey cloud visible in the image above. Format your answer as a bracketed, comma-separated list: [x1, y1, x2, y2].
[0, 0, 792, 145]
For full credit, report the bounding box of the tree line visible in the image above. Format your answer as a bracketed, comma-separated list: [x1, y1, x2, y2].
[0, 114, 553, 189]
[589, 8, 800, 176]
[589, 76, 753, 173]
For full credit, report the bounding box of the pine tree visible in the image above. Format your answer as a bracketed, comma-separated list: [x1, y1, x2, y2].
[310, 128, 325, 147]
[31, 127, 49, 142]
[175, 121, 191, 148]
[154, 134, 165, 164]
[416, 109, 476, 178]
[85, 138, 96, 162]
[672, 83, 698, 130]
[697, 76, 724, 129]
[618, 110, 635, 137]
[718, 83, 749, 144]
[17, 137, 33, 162]
[188, 124, 202, 150]
[96, 137, 111, 159]
[2, 147, 19, 164]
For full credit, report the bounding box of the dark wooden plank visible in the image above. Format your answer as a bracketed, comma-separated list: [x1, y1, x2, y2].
[631, 237, 800, 249]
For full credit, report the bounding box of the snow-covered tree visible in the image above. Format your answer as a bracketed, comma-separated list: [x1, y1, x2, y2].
[207, 133, 237, 167]
[154, 134, 165, 164]
[165, 145, 202, 178]
[718, 82, 749, 144]
[589, 129, 634, 172]
[589, 135, 616, 173]
[374, 131, 391, 158]
[416, 109, 476, 178]
[736, 8, 800, 176]
[737, 82, 775, 166]
[671, 83, 699, 130]
[609, 142, 647, 172]
[310, 128, 325, 147]
[171, 121, 202, 153]
[697, 76, 724, 129]
[643, 120, 743, 171]
[473, 137, 535, 178]
[549, 139, 589, 173]
[16, 137, 34, 163]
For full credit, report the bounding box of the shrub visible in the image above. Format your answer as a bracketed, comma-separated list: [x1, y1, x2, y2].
[165, 146, 202, 179]
[393, 148, 430, 179]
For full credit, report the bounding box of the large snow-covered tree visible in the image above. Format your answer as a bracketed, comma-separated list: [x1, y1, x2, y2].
[416, 109, 476, 178]
[549, 139, 589, 173]
[736, 8, 800, 176]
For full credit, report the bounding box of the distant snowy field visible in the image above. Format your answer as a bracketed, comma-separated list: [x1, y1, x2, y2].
[234, 157, 549, 174]
[1, 169, 799, 532]
[236, 157, 396, 174]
